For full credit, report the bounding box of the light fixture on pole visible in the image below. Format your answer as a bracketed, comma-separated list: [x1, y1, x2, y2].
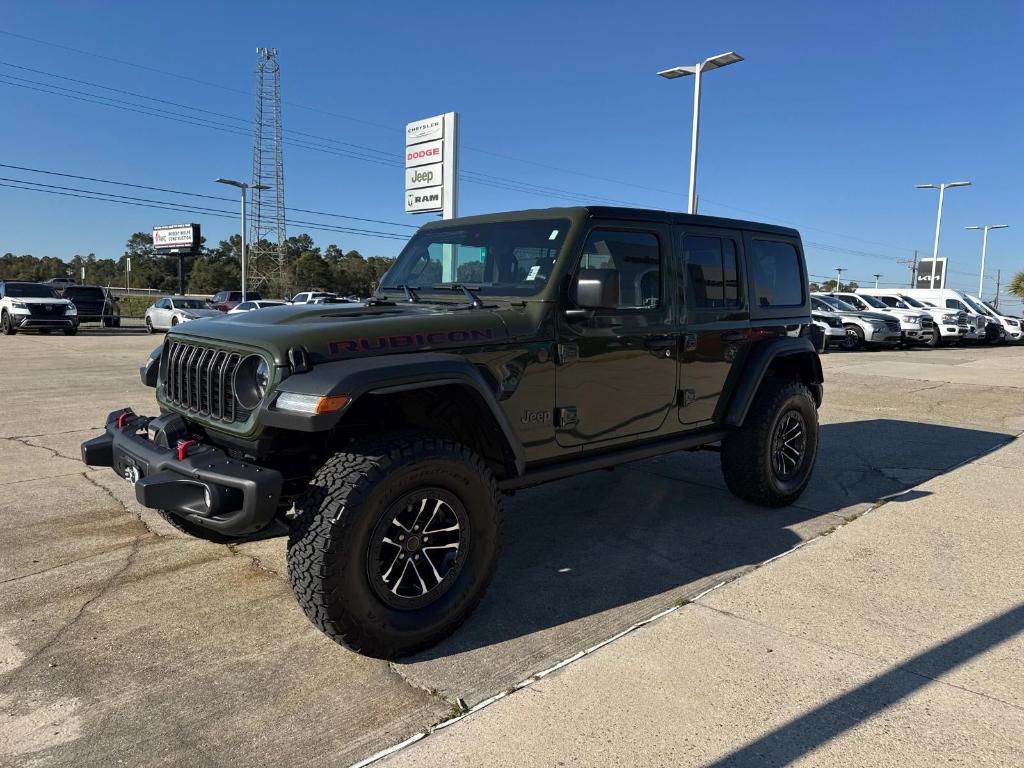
[215, 178, 270, 302]
[835, 267, 845, 290]
[873, 273, 882, 288]
[657, 51, 743, 215]
[915, 181, 971, 289]
[965, 224, 1008, 298]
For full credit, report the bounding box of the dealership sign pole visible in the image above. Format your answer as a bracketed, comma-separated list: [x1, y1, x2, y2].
[153, 224, 201, 295]
[405, 112, 459, 279]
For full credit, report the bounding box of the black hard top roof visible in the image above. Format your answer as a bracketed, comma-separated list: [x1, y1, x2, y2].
[419, 206, 799, 238]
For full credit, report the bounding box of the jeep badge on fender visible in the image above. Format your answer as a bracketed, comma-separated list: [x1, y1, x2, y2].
[80, 205, 822, 659]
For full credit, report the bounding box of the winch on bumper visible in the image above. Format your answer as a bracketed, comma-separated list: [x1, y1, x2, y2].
[80, 409, 283, 536]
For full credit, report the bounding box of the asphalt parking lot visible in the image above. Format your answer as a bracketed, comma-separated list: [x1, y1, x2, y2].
[2, 331, 1023, 766]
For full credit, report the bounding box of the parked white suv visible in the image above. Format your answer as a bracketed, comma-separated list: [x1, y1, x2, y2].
[811, 294, 902, 350]
[0, 280, 78, 336]
[830, 291, 934, 347]
[289, 291, 336, 304]
[857, 289, 968, 345]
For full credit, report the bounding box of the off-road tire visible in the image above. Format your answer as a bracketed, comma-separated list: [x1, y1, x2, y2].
[1, 311, 16, 336]
[840, 323, 863, 351]
[157, 509, 235, 543]
[721, 379, 819, 507]
[62, 327, 77, 336]
[287, 431, 503, 658]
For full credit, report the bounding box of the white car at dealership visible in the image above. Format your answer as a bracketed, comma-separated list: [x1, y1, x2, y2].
[145, 297, 222, 333]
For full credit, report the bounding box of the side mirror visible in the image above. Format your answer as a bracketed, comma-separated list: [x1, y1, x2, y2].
[573, 269, 619, 310]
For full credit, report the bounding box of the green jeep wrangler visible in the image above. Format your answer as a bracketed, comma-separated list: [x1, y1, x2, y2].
[82, 206, 823, 658]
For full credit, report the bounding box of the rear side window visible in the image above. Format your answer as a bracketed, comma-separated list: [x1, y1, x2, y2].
[579, 230, 661, 310]
[946, 299, 966, 310]
[750, 240, 803, 307]
[681, 235, 741, 308]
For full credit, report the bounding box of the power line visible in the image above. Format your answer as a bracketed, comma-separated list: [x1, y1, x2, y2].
[0, 178, 410, 241]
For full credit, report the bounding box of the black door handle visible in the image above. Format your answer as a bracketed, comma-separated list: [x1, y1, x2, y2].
[721, 331, 748, 343]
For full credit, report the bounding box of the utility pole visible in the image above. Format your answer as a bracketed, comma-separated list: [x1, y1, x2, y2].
[249, 48, 287, 295]
[897, 250, 919, 288]
[994, 270, 1001, 309]
[835, 267, 845, 291]
[873, 273, 882, 288]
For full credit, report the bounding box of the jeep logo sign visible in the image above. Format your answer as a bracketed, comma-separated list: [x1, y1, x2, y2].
[404, 112, 458, 217]
[407, 162, 442, 190]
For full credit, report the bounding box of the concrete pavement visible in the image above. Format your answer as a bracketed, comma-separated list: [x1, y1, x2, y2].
[1, 330, 1022, 766]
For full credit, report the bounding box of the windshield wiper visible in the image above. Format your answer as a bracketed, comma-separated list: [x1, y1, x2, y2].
[432, 284, 483, 308]
[391, 284, 420, 303]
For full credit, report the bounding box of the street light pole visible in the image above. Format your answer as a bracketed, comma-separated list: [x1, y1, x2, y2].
[835, 267, 845, 290]
[965, 224, 1009, 298]
[873, 274, 882, 288]
[916, 181, 971, 288]
[215, 178, 270, 303]
[658, 52, 743, 215]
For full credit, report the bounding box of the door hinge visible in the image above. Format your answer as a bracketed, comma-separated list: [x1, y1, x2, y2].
[683, 333, 698, 352]
[679, 389, 696, 407]
[556, 406, 579, 428]
[556, 343, 579, 365]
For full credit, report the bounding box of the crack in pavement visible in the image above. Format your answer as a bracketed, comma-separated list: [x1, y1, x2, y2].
[5, 435, 79, 462]
[0, 538, 142, 693]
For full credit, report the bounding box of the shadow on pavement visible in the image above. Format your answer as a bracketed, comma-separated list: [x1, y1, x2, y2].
[409, 420, 1011, 664]
[704, 602, 1024, 768]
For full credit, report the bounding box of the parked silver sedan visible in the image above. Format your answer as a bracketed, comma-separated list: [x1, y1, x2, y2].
[144, 297, 221, 333]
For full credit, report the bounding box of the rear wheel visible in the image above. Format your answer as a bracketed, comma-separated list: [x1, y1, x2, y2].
[721, 379, 819, 507]
[1, 311, 16, 336]
[287, 431, 503, 658]
[840, 324, 863, 351]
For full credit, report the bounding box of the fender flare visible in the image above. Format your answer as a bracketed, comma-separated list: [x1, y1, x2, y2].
[261, 352, 525, 475]
[723, 337, 823, 427]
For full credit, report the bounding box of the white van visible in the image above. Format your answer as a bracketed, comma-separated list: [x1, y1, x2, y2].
[901, 289, 1002, 343]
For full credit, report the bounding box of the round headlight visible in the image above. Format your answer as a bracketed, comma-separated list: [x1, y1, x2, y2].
[233, 355, 271, 410]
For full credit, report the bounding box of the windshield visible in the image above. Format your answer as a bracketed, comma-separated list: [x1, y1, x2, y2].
[963, 295, 990, 315]
[898, 294, 925, 308]
[856, 294, 887, 308]
[817, 295, 858, 312]
[380, 218, 571, 297]
[64, 287, 105, 300]
[982, 301, 1002, 315]
[5, 283, 59, 298]
[172, 299, 211, 310]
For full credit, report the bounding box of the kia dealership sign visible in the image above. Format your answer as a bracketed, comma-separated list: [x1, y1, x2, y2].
[153, 223, 200, 253]
[404, 112, 458, 217]
[916, 258, 947, 289]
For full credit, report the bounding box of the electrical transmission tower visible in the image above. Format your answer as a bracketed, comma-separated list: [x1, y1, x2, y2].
[248, 47, 287, 295]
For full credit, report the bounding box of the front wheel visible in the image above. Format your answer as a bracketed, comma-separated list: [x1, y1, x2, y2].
[287, 432, 503, 658]
[1, 311, 16, 336]
[721, 379, 819, 507]
[923, 330, 940, 348]
[62, 327, 77, 336]
[840, 324, 863, 351]
[145, 317, 155, 334]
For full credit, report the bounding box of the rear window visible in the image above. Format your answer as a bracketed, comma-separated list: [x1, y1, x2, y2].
[750, 240, 803, 307]
[64, 287, 105, 300]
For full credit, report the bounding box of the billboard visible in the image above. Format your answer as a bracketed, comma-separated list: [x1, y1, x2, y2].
[153, 223, 200, 253]
[404, 112, 458, 217]
[916, 258, 946, 289]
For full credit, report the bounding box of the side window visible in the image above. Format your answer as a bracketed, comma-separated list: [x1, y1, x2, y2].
[750, 240, 804, 307]
[578, 230, 661, 310]
[946, 299, 966, 310]
[680, 234, 741, 308]
[212, 292, 223, 304]
[879, 296, 898, 307]
[156, 299, 169, 309]
[843, 295, 867, 310]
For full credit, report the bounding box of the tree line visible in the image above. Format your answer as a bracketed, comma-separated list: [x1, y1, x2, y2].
[0, 232, 396, 298]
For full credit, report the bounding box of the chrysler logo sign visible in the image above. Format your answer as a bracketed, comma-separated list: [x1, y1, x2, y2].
[404, 112, 457, 216]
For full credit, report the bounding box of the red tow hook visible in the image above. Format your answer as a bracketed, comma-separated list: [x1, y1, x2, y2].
[116, 409, 135, 429]
[176, 439, 199, 461]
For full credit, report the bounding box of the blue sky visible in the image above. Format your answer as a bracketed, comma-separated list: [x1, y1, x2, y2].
[1, 1, 1021, 303]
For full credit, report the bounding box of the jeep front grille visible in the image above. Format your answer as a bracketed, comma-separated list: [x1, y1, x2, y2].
[164, 341, 249, 422]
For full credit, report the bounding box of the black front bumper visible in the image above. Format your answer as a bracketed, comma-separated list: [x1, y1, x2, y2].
[81, 410, 283, 536]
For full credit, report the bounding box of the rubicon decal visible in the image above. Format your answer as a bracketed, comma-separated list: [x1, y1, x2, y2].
[330, 328, 494, 355]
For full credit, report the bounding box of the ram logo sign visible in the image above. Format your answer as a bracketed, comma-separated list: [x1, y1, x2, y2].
[406, 189, 443, 213]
